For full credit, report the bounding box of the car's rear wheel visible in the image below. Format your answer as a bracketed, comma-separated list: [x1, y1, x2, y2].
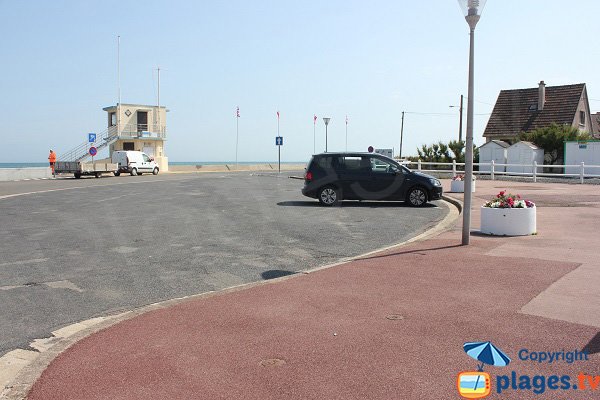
[407, 186, 427, 207]
[318, 186, 340, 206]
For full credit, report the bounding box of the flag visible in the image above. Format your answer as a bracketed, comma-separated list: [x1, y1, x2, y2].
[236, 106, 240, 118]
[277, 111, 280, 119]
[314, 114, 317, 124]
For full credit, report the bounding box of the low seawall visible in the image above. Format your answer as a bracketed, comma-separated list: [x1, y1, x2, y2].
[168, 163, 306, 173]
[0, 164, 306, 181]
[0, 167, 53, 181]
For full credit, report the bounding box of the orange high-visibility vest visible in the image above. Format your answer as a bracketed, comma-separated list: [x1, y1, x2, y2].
[48, 152, 57, 163]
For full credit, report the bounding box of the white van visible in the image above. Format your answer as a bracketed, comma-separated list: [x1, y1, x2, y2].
[112, 151, 159, 176]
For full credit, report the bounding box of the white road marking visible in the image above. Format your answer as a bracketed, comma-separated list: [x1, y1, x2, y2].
[0, 258, 48, 268]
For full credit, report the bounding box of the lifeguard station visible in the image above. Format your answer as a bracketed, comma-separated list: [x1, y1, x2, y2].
[103, 104, 168, 171]
[59, 103, 169, 172]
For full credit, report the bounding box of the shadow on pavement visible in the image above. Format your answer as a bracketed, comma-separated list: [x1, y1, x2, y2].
[261, 270, 298, 280]
[582, 332, 600, 355]
[277, 200, 438, 208]
[354, 243, 464, 262]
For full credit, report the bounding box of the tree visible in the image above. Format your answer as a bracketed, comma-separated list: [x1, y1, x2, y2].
[519, 123, 591, 165]
[409, 140, 479, 165]
[416, 141, 451, 165]
[448, 140, 465, 163]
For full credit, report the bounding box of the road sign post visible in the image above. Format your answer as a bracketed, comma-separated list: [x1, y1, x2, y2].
[89, 146, 97, 163]
[276, 136, 283, 173]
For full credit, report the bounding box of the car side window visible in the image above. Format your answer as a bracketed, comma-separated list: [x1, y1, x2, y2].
[341, 156, 370, 173]
[143, 154, 151, 162]
[316, 156, 332, 169]
[371, 158, 399, 174]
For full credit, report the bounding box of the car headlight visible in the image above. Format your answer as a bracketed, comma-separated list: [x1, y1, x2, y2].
[429, 178, 442, 186]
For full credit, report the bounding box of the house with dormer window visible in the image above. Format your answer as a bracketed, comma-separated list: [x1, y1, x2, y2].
[483, 81, 595, 143]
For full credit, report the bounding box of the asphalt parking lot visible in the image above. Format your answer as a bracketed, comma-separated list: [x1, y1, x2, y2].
[0, 172, 448, 357]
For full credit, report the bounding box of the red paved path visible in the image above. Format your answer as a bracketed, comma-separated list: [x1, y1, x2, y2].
[25, 180, 600, 399]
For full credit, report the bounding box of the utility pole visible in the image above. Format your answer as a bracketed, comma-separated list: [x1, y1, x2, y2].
[459, 94, 464, 142]
[399, 111, 405, 159]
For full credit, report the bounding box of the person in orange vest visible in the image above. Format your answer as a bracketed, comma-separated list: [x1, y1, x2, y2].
[48, 149, 57, 177]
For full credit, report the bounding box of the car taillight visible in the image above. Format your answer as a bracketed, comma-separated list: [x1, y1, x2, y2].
[305, 171, 313, 181]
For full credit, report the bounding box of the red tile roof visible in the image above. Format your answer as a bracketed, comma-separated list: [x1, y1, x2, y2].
[483, 83, 585, 138]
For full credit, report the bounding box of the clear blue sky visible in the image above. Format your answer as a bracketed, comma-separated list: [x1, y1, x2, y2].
[1, 0, 599, 162]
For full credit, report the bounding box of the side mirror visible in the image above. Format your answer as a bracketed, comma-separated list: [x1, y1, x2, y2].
[150, 157, 154, 162]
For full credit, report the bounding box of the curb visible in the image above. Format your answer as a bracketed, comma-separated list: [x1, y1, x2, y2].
[1, 198, 461, 400]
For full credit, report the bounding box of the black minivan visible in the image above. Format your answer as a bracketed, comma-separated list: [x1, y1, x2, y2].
[301, 152, 443, 206]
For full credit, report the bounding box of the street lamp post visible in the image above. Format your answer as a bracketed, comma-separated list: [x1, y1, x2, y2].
[457, 0, 486, 245]
[323, 117, 331, 152]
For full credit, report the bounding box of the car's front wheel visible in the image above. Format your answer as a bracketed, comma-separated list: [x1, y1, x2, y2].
[407, 186, 428, 207]
[318, 186, 341, 206]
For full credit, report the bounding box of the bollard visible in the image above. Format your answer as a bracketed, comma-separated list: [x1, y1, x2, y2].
[452, 160, 457, 178]
[418, 159, 422, 171]
[581, 162, 585, 184]
[533, 161, 537, 182]
[490, 160, 495, 180]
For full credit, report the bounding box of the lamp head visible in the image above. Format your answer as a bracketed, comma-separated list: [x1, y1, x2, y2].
[323, 117, 331, 126]
[457, 0, 486, 29]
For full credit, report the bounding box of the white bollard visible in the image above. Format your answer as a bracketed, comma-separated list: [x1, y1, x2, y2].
[490, 160, 495, 180]
[533, 161, 537, 183]
[581, 162, 585, 184]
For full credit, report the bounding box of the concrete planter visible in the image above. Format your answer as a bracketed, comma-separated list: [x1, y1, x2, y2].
[450, 180, 476, 193]
[480, 206, 537, 236]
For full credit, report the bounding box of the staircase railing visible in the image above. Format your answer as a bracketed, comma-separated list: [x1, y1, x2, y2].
[59, 127, 118, 162]
[59, 124, 166, 162]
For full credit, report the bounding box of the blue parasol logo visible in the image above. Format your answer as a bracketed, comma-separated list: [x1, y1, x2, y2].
[464, 341, 511, 371]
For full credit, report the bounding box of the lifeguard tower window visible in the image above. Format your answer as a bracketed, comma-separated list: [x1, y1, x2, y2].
[109, 112, 116, 127]
[123, 142, 134, 151]
[137, 111, 148, 132]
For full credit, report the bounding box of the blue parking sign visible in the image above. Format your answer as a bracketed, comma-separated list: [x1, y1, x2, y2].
[88, 133, 96, 143]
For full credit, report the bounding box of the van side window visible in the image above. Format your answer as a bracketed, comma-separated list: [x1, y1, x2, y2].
[316, 156, 332, 169]
[342, 156, 370, 172]
[371, 158, 399, 173]
[143, 154, 151, 162]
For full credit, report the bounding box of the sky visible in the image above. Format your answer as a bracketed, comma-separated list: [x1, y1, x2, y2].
[1, 0, 600, 163]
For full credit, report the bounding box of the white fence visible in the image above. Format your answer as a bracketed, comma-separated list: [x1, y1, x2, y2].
[402, 160, 600, 184]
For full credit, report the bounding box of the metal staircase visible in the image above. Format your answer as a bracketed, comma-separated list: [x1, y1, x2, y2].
[59, 127, 119, 162]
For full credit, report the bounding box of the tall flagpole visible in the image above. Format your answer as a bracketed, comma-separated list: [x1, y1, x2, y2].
[235, 106, 240, 169]
[345, 115, 348, 151]
[157, 66, 160, 134]
[117, 35, 121, 136]
[277, 110, 280, 173]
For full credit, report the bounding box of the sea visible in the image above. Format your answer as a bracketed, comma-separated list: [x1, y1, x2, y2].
[1, 161, 304, 168]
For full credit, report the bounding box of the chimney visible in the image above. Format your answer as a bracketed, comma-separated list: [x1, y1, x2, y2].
[538, 80, 546, 111]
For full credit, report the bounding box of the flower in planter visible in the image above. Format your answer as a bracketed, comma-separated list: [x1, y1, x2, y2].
[452, 174, 476, 181]
[484, 190, 535, 208]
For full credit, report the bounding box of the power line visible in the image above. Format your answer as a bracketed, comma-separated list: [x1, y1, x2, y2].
[404, 111, 491, 116]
